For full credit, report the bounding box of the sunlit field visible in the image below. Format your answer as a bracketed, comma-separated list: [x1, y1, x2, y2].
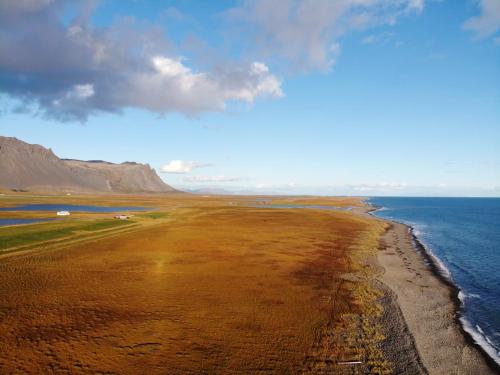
[0, 194, 389, 374]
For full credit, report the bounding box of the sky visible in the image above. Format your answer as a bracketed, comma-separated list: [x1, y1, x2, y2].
[0, 0, 499, 196]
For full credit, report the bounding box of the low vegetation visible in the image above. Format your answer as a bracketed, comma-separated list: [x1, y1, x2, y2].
[0, 194, 390, 374]
[137, 211, 169, 219]
[265, 196, 364, 208]
[0, 219, 133, 251]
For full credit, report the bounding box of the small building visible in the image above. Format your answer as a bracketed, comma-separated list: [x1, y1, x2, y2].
[114, 215, 130, 220]
[57, 211, 70, 216]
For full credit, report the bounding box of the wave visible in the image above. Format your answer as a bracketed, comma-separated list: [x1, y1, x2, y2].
[367, 204, 389, 214]
[369, 201, 500, 368]
[460, 317, 500, 366]
[412, 229, 500, 366]
[369, 206, 452, 281]
[408, 229, 452, 281]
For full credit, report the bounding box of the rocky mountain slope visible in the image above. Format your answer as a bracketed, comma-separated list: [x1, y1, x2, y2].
[0, 136, 175, 193]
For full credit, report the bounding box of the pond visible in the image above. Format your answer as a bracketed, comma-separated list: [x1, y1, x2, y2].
[0, 204, 150, 213]
[0, 218, 55, 227]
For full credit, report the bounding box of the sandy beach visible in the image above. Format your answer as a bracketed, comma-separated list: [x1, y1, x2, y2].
[375, 217, 497, 374]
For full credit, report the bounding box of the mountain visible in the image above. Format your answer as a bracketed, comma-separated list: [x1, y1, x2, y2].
[0, 136, 176, 194]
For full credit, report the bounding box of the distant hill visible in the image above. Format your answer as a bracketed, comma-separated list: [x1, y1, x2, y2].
[0, 136, 176, 194]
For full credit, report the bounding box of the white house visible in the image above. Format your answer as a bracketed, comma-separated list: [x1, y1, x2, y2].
[57, 211, 70, 216]
[114, 215, 130, 220]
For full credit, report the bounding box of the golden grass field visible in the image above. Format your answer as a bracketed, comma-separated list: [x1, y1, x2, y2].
[0, 194, 390, 374]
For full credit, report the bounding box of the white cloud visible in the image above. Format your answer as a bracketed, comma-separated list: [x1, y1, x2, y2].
[174, 182, 500, 197]
[361, 32, 397, 45]
[0, 2, 283, 122]
[226, 0, 425, 71]
[464, 0, 500, 38]
[153, 56, 192, 77]
[184, 175, 242, 183]
[122, 57, 282, 115]
[255, 182, 297, 189]
[408, 0, 425, 14]
[160, 160, 211, 174]
[350, 182, 408, 192]
[73, 84, 94, 99]
[227, 62, 284, 102]
[52, 83, 95, 109]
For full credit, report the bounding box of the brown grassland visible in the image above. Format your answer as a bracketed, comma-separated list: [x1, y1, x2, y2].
[0, 194, 390, 374]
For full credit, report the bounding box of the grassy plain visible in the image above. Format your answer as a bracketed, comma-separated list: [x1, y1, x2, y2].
[0, 194, 389, 374]
[0, 219, 134, 251]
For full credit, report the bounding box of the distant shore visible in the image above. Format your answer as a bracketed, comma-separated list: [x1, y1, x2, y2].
[366, 204, 498, 374]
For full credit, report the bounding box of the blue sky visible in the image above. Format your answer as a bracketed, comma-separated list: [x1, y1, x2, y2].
[0, 0, 499, 196]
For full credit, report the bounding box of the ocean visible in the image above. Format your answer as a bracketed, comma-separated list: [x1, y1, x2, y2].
[369, 197, 500, 365]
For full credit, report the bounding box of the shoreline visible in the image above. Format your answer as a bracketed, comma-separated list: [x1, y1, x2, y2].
[405, 221, 500, 372]
[367, 204, 499, 374]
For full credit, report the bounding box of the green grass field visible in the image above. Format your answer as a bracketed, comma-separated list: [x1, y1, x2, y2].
[0, 219, 134, 250]
[137, 211, 169, 219]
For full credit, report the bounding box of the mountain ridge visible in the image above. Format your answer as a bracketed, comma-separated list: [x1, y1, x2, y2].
[0, 136, 176, 194]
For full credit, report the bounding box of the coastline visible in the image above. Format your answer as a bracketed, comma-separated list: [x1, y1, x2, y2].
[405, 222, 500, 372]
[368, 206, 499, 374]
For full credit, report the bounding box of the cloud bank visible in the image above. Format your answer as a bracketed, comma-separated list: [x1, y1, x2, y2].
[160, 160, 211, 174]
[176, 182, 499, 197]
[184, 175, 242, 183]
[225, 0, 424, 71]
[464, 0, 500, 38]
[0, 1, 282, 122]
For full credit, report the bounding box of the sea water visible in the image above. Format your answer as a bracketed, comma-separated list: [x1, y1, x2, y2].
[369, 197, 500, 365]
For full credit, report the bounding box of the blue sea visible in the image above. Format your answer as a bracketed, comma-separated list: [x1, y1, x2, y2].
[370, 197, 500, 365]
